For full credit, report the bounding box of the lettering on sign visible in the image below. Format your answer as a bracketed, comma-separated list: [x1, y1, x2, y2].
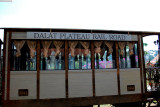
[127, 85, 135, 91]
[27, 32, 132, 41]
[18, 89, 28, 96]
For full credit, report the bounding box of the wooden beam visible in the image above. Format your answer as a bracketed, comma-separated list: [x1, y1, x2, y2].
[138, 35, 144, 95]
[116, 42, 121, 95]
[7, 31, 12, 100]
[36, 40, 40, 99]
[2, 94, 143, 107]
[141, 37, 146, 93]
[65, 40, 69, 98]
[91, 41, 95, 97]
[2, 28, 160, 35]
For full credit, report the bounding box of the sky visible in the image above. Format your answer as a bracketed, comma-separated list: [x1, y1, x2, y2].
[143, 35, 158, 51]
[0, 0, 160, 50]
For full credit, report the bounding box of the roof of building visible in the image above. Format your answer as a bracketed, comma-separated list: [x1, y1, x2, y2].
[1, 27, 160, 35]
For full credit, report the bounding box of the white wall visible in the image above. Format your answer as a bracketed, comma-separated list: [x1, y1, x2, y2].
[120, 68, 141, 95]
[10, 71, 37, 100]
[95, 69, 118, 96]
[10, 71, 66, 100]
[68, 70, 92, 98]
[9, 68, 142, 100]
[40, 71, 65, 99]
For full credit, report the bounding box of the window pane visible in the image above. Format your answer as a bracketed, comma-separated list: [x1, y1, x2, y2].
[119, 42, 138, 68]
[143, 35, 159, 68]
[94, 41, 116, 69]
[11, 40, 37, 71]
[40, 41, 65, 70]
[126, 45, 131, 68]
[68, 41, 91, 70]
[134, 44, 139, 68]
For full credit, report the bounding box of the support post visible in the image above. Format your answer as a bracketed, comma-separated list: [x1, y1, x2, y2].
[65, 40, 69, 98]
[91, 41, 95, 97]
[7, 31, 12, 100]
[116, 42, 120, 95]
[138, 35, 144, 95]
[36, 40, 40, 99]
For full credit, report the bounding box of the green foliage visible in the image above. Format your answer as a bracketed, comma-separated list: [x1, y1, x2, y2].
[143, 43, 148, 55]
[154, 60, 160, 67]
[143, 43, 148, 47]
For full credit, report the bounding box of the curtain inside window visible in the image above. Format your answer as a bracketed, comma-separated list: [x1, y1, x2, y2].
[129, 42, 135, 55]
[104, 41, 114, 56]
[41, 41, 52, 58]
[100, 48, 105, 60]
[69, 41, 78, 57]
[14, 40, 25, 57]
[118, 42, 126, 56]
[27, 40, 36, 58]
[53, 41, 64, 56]
[74, 48, 82, 56]
[105, 41, 114, 60]
[80, 41, 90, 56]
[94, 41, 102, 54]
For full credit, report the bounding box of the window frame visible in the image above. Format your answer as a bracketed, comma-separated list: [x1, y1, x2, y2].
[68, 41, 92, 70]
[40, 40, 65, 70]
[94, 41, 117, 69]
[10, 40, 37, 71]
[119, 42, 139, 69]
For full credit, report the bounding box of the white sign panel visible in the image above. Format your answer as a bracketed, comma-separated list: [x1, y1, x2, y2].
[27, 32, 132, 41]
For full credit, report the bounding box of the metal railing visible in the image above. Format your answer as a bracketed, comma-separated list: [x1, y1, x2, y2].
[145, 67, 160, 91]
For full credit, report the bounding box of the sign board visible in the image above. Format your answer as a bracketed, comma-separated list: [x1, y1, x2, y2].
[127, 85, 135, 91]
[27, 32, 132, 41]
[18, 89, 28, 96]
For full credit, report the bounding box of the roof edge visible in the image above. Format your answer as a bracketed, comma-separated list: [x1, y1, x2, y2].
[1, 27, 160, 35]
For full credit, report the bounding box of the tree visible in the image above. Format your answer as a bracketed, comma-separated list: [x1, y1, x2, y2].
[143, 43, 148, 55]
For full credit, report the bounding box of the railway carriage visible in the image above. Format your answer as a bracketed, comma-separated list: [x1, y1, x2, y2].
[1, 28, 160, 107]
